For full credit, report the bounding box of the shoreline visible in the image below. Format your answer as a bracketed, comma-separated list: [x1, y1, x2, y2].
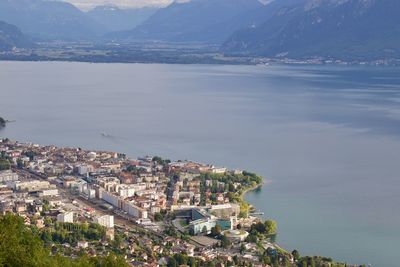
[241, 180, 265, 200]
[1, 57, 399, 67]
[241, 179, 291, 255]
[0, 139, 359, 266]
[240, 179, 271, 210]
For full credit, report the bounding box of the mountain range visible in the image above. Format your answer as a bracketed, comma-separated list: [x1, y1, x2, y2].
[0, 0, 399, 60]
[222, 0, 400, 60]
[112, 0, 264, 43]
[0, 21, 31, 51]
[86, 5, 158, 32]
[0, 0, 103, 40]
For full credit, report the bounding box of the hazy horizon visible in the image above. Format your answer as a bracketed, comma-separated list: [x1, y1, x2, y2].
[63, 0, 269, 11]
[62, 0, 177, 10]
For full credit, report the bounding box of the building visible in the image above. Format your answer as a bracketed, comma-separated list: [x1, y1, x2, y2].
[14, 180, 50, 192]
[77, 241, 89, 249]
[37, 189, 59, 197]
[101, 190, 148, 219]
[76, 164, 93, 175]
[57, 211, 74, 223]
[121, 200, 148, 219]
[72, 180, 87, 194]
[0, 170, 18, 183]
[189, 217, 234, 235]
[211, 167, 227, 174]
[86, 189, 96, 199]
[223, 230, 249, 243]
[117, 184, 136, 198]
[181, 206, 238, 235]
[96, 215, 114, 228]
[101, 190, 120, 208]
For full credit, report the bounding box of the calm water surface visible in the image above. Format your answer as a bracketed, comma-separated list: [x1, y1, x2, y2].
[1, 61, 399, 267]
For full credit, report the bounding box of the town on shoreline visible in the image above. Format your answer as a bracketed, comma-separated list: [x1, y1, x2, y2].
[0, 138, 361, 267]
[1, 42, 399, 67]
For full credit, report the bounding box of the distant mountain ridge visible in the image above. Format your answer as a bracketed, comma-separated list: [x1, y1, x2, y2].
[222, 0, 400, 60]
[0, 0, 399, 61]
[87, 5, 158, 32]
[0, 21, 31, 51]
[113, 0, 265, 43]
[0, 0, 103, 40]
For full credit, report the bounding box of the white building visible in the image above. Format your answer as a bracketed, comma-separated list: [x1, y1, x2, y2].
[86, 189, 96, 199]
[223, 230, 249, 243]
[117, 184, 136, 198]
[57, 211, 74, 223]
[38, 189, 59, 197]
[101, 191, 120, 208]
[0, 170, 18, 183]
[121, 200, 148, 219]
[96, 215, 114, 228]
[211, 167, 227, 174]
[15, 180, 50, 192]
[76, 165, 89, 175]
[77, 241, 89, 249]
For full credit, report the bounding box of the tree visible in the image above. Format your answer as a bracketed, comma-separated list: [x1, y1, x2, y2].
[154, 212, 163, 222]
[211, 225, 222, 237]
[112, 233, 123, 248]
[252, 221, 266, 233]
[174, 253, 188, 265]
[240, 243, 246, 254]
[43, 218, 53, 226]
[24, 151, 37, 161]
[92, 253, 129, 267]
[0, 117, 5, 127]
[188, 257, 198, 267]
[238, 211, 247, 219]
[17, 159, 24, 168]
[292, 250, 300, 261]
[168, 257, 177, 267]
[228, 183, 235, 192]
[0, 213, 129, 267]
[261, 255, 271, 265]
[310, 257, 316, 267]
[41, 230, 52, 244]
[265, 220, 277, 235]
[152, 156, 171, 166]
[0, 159, 10, 171]
[246, 233, 257, 243]
[202, 226, 208, 234]
[220, 235, 231, 248]
[239, 201, 250, 218]
[233, 255, 239, 265]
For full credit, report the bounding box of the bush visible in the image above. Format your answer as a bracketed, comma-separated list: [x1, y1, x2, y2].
[0, 159, 10, 171]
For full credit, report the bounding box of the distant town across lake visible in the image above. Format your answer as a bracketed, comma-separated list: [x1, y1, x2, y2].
[1, 61, 400, 267]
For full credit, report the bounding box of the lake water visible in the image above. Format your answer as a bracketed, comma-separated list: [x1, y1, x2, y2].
[1, 61, 399, 267]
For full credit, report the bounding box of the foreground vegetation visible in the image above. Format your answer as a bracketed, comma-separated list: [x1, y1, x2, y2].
[0, 213, 128, 267]
[0, 212, 368, 267]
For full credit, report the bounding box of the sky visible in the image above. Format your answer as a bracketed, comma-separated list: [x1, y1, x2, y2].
[63, 0, 174, 10]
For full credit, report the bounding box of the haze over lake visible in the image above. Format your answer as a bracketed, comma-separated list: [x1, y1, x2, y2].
[1, 61, 399, 267]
